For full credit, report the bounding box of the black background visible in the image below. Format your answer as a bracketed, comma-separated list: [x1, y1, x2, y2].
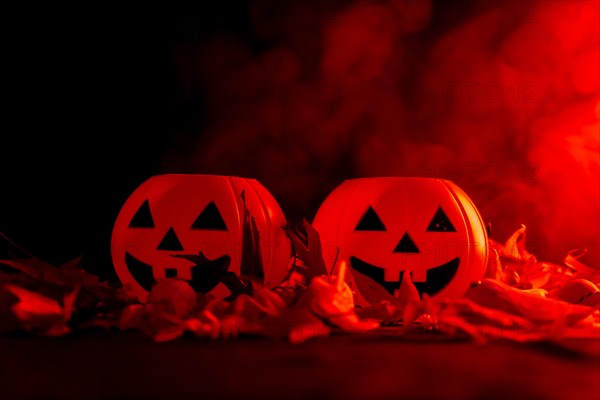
[2, 5, 291, 281]
[2, 10, 185, 278]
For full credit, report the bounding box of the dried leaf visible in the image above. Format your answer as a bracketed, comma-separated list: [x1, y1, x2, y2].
[565, 248, 600, 282]
[501, 224, 537, 262]
[548, 279, 600, 307]
[58, 257, 100, 286]
[429, 313, 544, 344]
[465, 279, 597, 326]
[147, 279, 197, 319]
[239, 190, 265, 284]
[270, 269, 308, 307]
[62, 285, 81, 322]
[185, 314, 219, 339]
[234, 285, 287, 319]
[287, 261, 379, 342]
[152, 327, 186, 342]
[284, 219, 328, 278]
[350, 265, 401, 307]
[140, 303, 187, 342]
[119, 304, 144, 331]
[2, 284, 68, 335]
[0, 258, 58, 283]
[396, 272, 421, 305]
[434, 298, 533, 330]
[1, 226, 598, 345]
[489, 227, 579, 290]
[0, 257, 99, 288]
[288, 322, 331, 344]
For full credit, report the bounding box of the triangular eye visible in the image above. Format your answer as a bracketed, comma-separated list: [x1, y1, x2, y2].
[129, 199, 155, 228]
[191, 201, 227, 230]
[355, 206, 386, 231]
[426, 207, 456, 232]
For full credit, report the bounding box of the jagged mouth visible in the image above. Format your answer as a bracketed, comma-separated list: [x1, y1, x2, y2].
[349, 256, 460, 297]
[125, 252, 231, 293]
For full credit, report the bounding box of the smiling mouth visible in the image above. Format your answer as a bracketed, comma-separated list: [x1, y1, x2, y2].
[349, 256, 460, 296]
[125, 252, 231, 293]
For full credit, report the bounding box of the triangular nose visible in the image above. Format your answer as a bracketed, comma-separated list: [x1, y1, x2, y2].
[393, 232, 420, 253]
[157, 227, 184, 251]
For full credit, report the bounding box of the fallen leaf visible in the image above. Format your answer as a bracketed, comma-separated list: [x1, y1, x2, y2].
[2, 284, 67, 335]
[284, 219, 328, 278]
[239, 190, 265, 284]
[147, 279, 197, 319]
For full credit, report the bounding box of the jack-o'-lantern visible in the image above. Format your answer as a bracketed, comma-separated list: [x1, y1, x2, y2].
[313, 177, 488, 304]
[111, 174, 291, 301]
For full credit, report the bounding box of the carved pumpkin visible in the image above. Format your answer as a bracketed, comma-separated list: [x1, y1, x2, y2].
[111, 174, 290, 301]
[313, 177, 488, 303]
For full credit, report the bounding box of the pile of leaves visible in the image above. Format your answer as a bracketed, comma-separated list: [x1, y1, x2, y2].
[0, 221, 599, 345]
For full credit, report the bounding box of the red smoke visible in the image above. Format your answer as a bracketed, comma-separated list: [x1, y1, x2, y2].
[162, 0, 600, 266]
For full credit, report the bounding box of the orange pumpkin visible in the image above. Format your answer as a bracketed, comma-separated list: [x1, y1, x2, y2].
[111, 174, 290, 301]
[313, 178, 488, 303]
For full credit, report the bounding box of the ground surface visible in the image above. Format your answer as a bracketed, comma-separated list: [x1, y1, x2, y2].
[1, 330, 599, 400]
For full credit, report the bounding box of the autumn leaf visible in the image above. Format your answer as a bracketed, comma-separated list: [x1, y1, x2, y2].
[564, 248, 600, 283]
[285, 261, 379, 343]
[350, 266, 401, 307]
[147, 279, 197, 319]
[119, 304, 144, 331]
[0, 255, 99, 288]
[239, 190, 265, 284]
[1, 225, 599, 345]
[396, 272, 421, 306]
[500, 224, 537, 262]
[2, 284, 68, 335]
[465, 279, 597, 326]
[284, 219, 328, 278]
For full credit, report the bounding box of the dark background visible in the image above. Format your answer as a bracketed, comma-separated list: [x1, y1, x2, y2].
[2, 1, 599, 282]
[1, 6, 599, 400]
[2, 11, 173, 279]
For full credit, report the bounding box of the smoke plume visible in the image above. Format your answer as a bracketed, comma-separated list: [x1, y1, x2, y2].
[162, 0, 600, 265]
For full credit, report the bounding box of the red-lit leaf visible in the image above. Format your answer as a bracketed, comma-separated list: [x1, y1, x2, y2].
[119, 304, 144, 331]
[147, 279, 197, 319]
[396, 272, 421, 305]
[62, 285, 80, 322]
[351, 266, 401, 307]
[140, 303, 187, 342]
[286, 261, 379, 342]
[466, 279, 596, 325]
[2, 284, 68, 335]
[239, 190, 265, 284]
[500, 224, 537, 262]
[548, 279, 600, 307]
[58, 257, 101, 286]
[565, 248, 600, 283]
[0, 256, 99, 288]
[284, 219, 328, 278]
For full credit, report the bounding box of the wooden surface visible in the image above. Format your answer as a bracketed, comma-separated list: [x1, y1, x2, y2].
[1, 331, 599, 400]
